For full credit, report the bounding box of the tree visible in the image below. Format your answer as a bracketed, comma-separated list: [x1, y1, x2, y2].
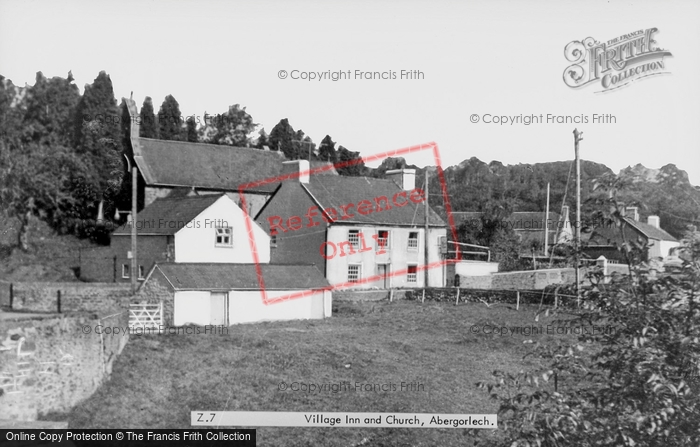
[0, 139, 95, 250]
[185, 116, 198, 142]
[472, 191, 700, 446]
[139, 96, 158, 138]
[200, 104, 256, 147]
[335, 145, 366, 176]
[0, 76, 25, 142]
[255, 128, 269, 149]
[317, 135, 337, 162]
[293, 129, 315, 161]
[268, 118, 296, 158]
[157, 94, 183, 141]
[457, 202, 520, 270]
[73, 71, 123, 222]
[22, 71, 80, 146]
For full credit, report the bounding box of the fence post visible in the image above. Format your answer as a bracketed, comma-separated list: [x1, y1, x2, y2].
[455, 288, 460, 306]
[516, 291, 520, 310]
[57, 290, 61, 313]
[389, 289, 394, 302]
[9, 283, 13, 309]
[421, 289, 425, 304]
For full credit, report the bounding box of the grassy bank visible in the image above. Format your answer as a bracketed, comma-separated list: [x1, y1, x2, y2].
[47, 300, 578, 446]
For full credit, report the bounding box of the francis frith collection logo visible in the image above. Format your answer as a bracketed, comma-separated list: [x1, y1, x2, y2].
[563, 27, 672, 93]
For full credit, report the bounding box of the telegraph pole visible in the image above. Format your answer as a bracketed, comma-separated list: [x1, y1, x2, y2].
[573, 129, 583, 306]
[544, 182, 550, 256]
[424, 169, 430, 288]
[131, 166, 138, 294]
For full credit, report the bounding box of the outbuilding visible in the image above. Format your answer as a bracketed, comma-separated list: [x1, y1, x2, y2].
[138, 263, 332, 326]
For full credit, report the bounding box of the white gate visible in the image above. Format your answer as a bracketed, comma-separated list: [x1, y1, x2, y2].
[129, 302, 163, 333]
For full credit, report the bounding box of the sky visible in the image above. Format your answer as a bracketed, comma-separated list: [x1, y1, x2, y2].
[1, 0, 699, 185]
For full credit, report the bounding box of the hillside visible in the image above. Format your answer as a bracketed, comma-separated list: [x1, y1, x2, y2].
[369, 157, 699, 239]
[0, 216, 94, 282]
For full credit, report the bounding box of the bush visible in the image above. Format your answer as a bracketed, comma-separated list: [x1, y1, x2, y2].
[471, 229, 700, 446]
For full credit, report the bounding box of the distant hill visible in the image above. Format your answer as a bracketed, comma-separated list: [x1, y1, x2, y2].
[367, 157, 700, 239]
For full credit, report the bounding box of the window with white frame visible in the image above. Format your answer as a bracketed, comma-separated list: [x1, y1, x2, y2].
[215, 227, 232, 247]
[408, 231, 419, 249]
[270, 234, 277, 247]
[122, 264, 130, 279]
[138, 265, 145, 280]
[348, 264, 361, 283]
[348, 229, 360, 248]
[407, 264, 418, 283]
[377, 230, 390, 249]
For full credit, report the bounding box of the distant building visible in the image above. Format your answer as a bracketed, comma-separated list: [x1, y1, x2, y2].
[586, 207, 680, 262]
[255, 162, 448, 288]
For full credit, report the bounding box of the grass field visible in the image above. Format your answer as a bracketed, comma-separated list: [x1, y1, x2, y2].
[45, 300, 578, 446]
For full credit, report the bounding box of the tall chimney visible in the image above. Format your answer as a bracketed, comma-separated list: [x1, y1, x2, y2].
[281, 160, 310, 184]
[647, 215, 660, 229]
[386, 169, 416, 191]
[625, 206, 639, 221]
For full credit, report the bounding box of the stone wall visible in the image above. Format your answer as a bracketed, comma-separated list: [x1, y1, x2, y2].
[458, 275, 493, 289]
[0, 311, 129, 421]
[10, 283, 132, 313]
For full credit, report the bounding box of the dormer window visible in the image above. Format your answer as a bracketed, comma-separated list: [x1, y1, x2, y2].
[215, 227, 232, 247]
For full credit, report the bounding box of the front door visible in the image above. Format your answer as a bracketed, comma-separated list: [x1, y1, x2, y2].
[210, 292, 228, 325]
[377, 264, 390, 288]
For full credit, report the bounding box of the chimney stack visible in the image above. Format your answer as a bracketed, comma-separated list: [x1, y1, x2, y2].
[625, 206, 639, 221]
[647, 215, 660, 229]
[386, 169, 416, 191]
[281, 160, 310, 184]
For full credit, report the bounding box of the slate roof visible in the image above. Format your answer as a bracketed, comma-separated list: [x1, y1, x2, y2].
[589, 217, 677, 245]
[152, 263, 330, 290]
[302, 175, 446, 227]
[113, 194, 224, 236]
[133, 138, 286, 193]
[628, 219, 678, 242]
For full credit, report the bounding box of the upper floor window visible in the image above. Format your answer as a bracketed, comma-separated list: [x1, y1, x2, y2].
[348, 229, 360, 249]
[270, 234, 277, 247]
[215, 227, 232, 247]
[122, 264, 130, 279]
[377, 230, 390, 249]
[138, 265, 145, 280]
[408, 231, 419, 250]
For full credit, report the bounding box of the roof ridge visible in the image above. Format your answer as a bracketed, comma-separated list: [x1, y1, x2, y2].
[139, 137, 286, 156]
[152, 193, 225, 202]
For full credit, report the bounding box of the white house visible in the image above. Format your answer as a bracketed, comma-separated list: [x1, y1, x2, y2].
[138, 263, 331, 326]
[108, 194, 270, 283]
[255, 161, 448, 289]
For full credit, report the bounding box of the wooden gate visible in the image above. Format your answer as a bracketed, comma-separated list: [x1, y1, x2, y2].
[129, 302, 163, 333]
